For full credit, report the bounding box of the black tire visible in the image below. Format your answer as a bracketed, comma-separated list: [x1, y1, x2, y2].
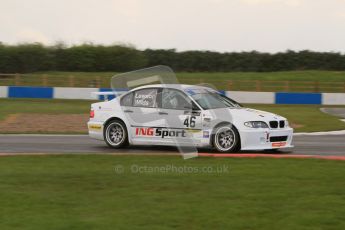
[103, 120, 128, 148]
[212, 124, 240, 153]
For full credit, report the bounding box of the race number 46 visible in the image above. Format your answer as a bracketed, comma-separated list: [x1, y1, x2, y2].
[184, 116, 196, 128]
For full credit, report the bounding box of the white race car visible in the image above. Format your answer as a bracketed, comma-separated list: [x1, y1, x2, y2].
[88, 84, 293, 153]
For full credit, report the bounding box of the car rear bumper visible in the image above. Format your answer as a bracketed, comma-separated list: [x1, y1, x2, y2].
[87, 121, 104, 140]
[239, 127, 294, 150]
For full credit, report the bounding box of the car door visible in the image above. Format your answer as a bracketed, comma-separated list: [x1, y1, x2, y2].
[158, 88, 203, 144]
[120, 88, 165, 143]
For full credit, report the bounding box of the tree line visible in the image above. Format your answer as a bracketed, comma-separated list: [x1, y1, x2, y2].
[1, 42, 345, 73]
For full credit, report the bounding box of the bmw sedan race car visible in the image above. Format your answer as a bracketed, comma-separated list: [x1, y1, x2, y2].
[88, 84, 293, 153]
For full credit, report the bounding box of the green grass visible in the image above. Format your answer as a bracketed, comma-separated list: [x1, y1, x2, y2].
[178, 70, 345, 82]
[1, 70, 345, 92]
[0, 155, 344, 230]
[1, 98, 345, 133]
[0, 98, 91, 121]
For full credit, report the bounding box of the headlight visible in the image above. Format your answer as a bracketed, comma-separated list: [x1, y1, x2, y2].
[285, 120, 290, 128]
[244, 121, 269, 128]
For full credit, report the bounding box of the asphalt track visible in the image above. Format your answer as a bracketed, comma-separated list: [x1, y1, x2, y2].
[0, 134, 344, 156]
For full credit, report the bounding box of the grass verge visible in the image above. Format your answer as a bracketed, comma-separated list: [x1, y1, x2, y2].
[0, 155, 344, 230]
[0, 98, 91, 121]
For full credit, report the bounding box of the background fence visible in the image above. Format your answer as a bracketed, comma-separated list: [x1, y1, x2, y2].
[1, 73, 345, 93]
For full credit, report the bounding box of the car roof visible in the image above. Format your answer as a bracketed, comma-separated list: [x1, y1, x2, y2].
[130, 84, 214, 91]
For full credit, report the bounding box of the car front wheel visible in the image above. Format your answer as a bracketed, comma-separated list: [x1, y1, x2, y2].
[104, 120, 128, 148]
[212, 125, 240, 153]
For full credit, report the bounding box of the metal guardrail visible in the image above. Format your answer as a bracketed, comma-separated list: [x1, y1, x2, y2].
[1, 73, 345, 92]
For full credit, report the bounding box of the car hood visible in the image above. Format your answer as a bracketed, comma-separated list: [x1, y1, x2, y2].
[205, 107, 286, 122]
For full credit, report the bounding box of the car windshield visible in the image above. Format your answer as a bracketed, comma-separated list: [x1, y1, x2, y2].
[191, 92, 242, 110]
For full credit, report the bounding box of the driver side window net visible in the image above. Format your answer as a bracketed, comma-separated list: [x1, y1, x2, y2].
[162, 89, 192, 110]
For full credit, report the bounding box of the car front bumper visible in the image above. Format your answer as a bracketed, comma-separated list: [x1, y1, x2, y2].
[239, 127, 294, 150]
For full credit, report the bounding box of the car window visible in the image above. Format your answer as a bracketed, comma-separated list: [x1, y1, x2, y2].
[120, 93, 133, 106]
[133, 88, 158, 108]
[162, 88, 193, 110]
[191, 92, 242, 110]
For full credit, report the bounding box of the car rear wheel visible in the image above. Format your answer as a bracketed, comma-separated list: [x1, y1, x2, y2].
[104, 120, 128, 148]
[213, 125, 240, 153]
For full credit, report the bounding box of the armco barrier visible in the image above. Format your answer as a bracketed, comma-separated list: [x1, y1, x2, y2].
[226, 91, 274, 104]
[54, 87, 97, 100]
[99, 88, 116, 101]
[275, 92, 322, 105]
[8, 86, 53, 99]
[0, 86, 344, 105]
[0, 86, 8, 98]
[322, 93, 345, 105]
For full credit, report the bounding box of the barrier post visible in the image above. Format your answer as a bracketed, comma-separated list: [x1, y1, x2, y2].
[42, 74, 48, 86]
[96, 76, 101, 88]
[15, 73, 20, 86]
[285, 81, 290, 92]
[256, 80, 261, 91]
[314, 81, 319, 92]
[69, 75, 74, 87]
[228, 80, 232, 90]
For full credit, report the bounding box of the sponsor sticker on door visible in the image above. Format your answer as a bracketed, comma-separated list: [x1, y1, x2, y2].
[135, 127, 187, 138]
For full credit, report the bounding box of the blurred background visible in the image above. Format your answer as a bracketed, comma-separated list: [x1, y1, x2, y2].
[1, 2, 345, 230]
[1, 0, 345, 133]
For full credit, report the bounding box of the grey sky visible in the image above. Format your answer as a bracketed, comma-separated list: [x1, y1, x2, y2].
[1, 0, 345, 52]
